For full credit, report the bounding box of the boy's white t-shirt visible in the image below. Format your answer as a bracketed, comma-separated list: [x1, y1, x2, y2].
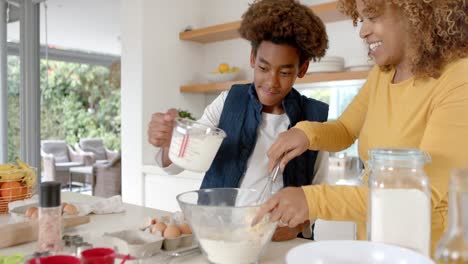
[154, 91, 328, 189]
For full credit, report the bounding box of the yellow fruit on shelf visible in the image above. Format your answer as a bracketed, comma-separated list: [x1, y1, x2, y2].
[218, 63, 230, 73]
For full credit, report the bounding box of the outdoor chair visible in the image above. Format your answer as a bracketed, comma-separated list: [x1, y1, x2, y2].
[75, 138, 120, 165]
[41, 140, 93, 187]
[92, 156, 121, 197]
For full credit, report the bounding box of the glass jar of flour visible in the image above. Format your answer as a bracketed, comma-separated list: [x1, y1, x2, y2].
[367, 148, 431, 256]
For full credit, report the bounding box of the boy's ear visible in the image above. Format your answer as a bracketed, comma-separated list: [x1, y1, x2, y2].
[250, 49, 256, 68]
[297, 61, 309, 78]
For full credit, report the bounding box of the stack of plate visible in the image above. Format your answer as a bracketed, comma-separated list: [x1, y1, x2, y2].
[307, 56, 344, 73]
[345, 56, 374, 71]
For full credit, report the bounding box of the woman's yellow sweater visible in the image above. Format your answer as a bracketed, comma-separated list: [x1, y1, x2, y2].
[295, 58, 468, 252]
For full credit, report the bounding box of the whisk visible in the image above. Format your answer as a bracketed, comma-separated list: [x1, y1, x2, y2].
[256, 162, 281, 204]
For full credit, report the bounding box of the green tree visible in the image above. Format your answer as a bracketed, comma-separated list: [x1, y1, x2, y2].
[7, 56, 121, 162]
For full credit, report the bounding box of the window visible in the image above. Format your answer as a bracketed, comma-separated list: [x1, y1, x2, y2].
[6, 56, 121, 162]
[296, 79, 365, 157]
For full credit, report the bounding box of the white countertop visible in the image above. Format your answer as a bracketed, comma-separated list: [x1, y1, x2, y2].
[0, 192, 309, 263]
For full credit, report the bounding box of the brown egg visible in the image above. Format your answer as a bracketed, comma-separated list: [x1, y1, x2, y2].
[63, 204, 78, 215]
[30, 209, 38, 219]
[178, 223, 192, 235]
[151, 222, 167, 234]
[25, 206, 37, 218]
[164, 224, 181, 239]
[61, 202, 68, 214]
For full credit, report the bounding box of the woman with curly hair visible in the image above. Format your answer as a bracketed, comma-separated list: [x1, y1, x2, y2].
[256, 0, 467, 255]
[148, 0, 329, 240]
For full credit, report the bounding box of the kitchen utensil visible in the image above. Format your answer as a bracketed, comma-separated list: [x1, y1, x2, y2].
[307, 56, 345, 73]
[130, 245, 201, 263]
[81, 247, 134, 264]
[27, 255, 81, 264]
[286, 240, 435, 264]
[169, 118, 226, 172]
[176, 188, 277, 264]
[256, 162, 281, 204]
[0, 215, 90, 248]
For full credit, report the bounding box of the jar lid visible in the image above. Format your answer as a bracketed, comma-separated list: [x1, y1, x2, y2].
[39, 181, 61, 207]
[368, 148, 431, 165]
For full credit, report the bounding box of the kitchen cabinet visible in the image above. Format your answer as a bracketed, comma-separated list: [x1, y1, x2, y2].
[179, 1, 368, 94]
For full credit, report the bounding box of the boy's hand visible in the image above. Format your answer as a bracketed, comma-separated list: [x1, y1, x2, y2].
[147, 108, 178, 148]
[267, 128, 310, 172]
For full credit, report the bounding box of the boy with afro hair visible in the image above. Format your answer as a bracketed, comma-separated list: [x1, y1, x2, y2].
[148, 0, 329, 240]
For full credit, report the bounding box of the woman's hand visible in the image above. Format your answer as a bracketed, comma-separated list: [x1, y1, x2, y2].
[267, 128, 310, 172]
[253, 187, 310, 228]
[147, 108, 178, 148]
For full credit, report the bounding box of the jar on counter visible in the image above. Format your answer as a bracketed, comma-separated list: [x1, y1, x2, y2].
[367, 148, 431, 256]
[37, 181, 63, 253]
[435, 169, 468, 263]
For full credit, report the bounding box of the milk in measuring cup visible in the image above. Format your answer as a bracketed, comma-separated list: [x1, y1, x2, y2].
[169, 118, 226, 172]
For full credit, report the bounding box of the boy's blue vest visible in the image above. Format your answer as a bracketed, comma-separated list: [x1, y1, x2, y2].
[200, 83, 329, 189]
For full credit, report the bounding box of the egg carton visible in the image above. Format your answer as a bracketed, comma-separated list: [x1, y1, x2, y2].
[162, 234, 195, 251]
[104, 229, 164, 257]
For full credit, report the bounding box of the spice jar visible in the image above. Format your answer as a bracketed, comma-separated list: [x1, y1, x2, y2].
[435, 169, 468, 263]
[37, 181, 62, 253]
[367, 148, 431, 256]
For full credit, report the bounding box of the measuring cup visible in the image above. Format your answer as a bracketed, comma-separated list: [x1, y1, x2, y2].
[81, 247, 133, 264]
[27, 255, 80, 264]
[169, 118, 226, 172]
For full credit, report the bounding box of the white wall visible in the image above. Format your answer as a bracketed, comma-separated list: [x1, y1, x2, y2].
[120, 0, 367, 204]
[121, 0, 207, 204]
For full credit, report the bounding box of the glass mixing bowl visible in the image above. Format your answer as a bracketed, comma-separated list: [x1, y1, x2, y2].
[176, 188, 277, 264]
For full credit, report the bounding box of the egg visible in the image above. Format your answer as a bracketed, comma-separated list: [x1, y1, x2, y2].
[61, 202, 68, 214]
[151, 222, 167, 234]
[178, 223, 192, 235]
[164, 224, 181, 239]
[63, 204, 78, 215]
[25, 206, 37, 218]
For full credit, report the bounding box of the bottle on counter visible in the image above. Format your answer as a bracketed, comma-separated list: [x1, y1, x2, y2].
[37, 181, 63, 253]
[367, 148, 431, 256]
[435, 169, 468, 263]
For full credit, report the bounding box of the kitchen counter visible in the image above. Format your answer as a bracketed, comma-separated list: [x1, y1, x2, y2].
[0, 192, 309, 263]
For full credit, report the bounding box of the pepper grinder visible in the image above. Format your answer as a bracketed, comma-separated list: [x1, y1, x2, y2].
[37, 181, 63, 254]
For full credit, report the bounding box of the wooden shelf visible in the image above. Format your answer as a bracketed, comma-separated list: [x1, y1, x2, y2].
[181, 79, 250, 94]
[179, 2, 347, 43]
[180, 71, 369, 94]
